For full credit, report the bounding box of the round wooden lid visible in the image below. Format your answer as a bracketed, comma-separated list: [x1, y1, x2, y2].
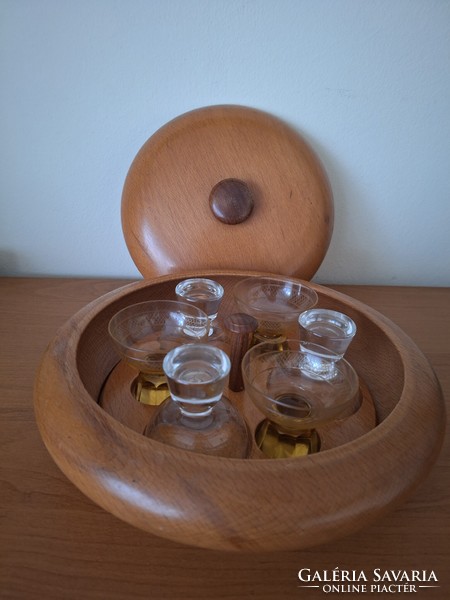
[122, 105, 333, 279]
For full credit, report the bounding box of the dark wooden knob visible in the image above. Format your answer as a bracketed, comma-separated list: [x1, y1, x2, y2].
[223, 313, 258, 392]
[209, 179, 254, 225]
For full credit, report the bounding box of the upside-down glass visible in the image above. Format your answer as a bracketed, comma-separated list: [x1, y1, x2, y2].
[108, 300, 209, 406]
[175, 278, 224, 340]
[298, 309, 357, 379]
[241, 339, 360, 458]
[233, 277, 318, 344]
[144, 344, 251, 458]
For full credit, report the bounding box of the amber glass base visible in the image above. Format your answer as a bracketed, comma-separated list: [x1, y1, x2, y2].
[132, 373, 169, 406]
[255, 420, 321, 458]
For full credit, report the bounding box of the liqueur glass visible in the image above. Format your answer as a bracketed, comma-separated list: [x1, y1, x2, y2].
[144, 344, 251, 458]
[175, 278, 225, 340]
[298, 309, 357, 379]
[233, 276, 318, 345]
[241, 339, 360, 459]
[108, 300, 209, 406]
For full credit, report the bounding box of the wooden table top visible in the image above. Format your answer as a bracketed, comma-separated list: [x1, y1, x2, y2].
[1, 277, 449, 599]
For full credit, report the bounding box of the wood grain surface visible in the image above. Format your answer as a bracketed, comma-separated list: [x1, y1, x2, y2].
[33, 272, 444, 552]
[1, 277, 449, 599]
[121, 106, 333, 279]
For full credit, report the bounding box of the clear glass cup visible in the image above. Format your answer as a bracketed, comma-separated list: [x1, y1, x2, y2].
[175, 278, 224, 339]
[241, 339, 360, 458]
[298, 309, 357, 379]
[108, 300, 209, 406]
[144, 344, 251, 458]
[233, 276, 318, 344]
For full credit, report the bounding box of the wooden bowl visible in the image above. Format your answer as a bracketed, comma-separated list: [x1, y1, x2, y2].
[34, 271, 445, 552]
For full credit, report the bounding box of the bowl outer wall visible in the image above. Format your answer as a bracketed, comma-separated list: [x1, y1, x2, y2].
[33, 271, 446, 552]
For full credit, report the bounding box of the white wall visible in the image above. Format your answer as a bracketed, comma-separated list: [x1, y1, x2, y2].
[1, 0, 449, 285]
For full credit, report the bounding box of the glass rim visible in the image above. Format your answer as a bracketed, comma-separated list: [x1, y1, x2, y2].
[233, 276, 318, 317]
[241, 339, 360, 431]
[242, 339, 358, 393]
[175, 277, 224, 297]
[298, 308, 357, 339]
[108, 299, 209, 351]
[163, 343, 231, 382]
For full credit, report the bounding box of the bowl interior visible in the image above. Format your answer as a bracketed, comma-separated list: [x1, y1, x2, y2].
[76, 273, 403, 432]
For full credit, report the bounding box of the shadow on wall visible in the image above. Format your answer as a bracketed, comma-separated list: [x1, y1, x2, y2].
[0, 250, 22, 275]
[291, 127, 380, 284]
